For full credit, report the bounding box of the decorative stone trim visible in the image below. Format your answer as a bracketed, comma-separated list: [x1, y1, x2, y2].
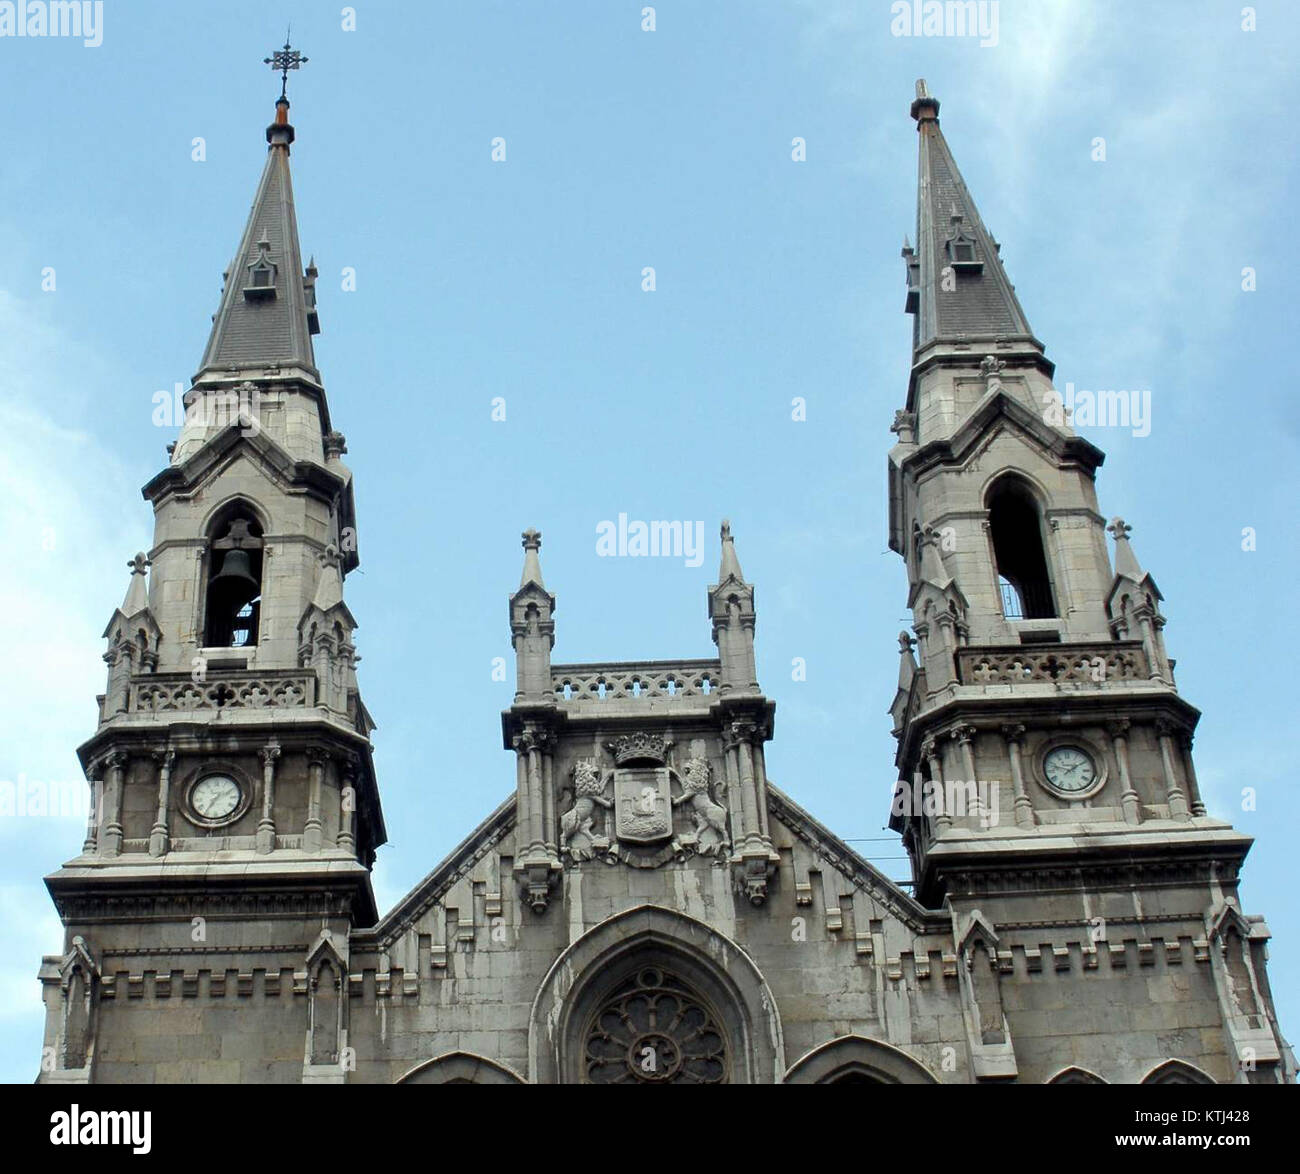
[551, 659, 722, 704]
[131, 670, 314, 713]
[957, 641, 1148, 686]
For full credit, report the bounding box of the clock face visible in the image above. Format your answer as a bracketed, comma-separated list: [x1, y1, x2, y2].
[1043, 746, 1098, 795]
[191, 775, 241, 822]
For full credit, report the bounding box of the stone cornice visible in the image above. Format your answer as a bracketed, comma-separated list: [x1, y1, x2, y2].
[893, 687, 1202, 774]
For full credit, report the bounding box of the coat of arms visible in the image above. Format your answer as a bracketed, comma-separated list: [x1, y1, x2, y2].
[614, 768, 673, 843]
[559, 736, 730, 867]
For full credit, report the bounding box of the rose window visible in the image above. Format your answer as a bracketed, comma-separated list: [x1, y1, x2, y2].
[583, 967, 728, 1084]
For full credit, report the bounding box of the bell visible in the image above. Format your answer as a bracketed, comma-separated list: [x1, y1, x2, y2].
[210, 550, 260, 615]
[211, 548, 258, 590]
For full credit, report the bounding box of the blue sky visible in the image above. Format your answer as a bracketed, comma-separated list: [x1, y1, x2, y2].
[0, 1, 1296, 1081]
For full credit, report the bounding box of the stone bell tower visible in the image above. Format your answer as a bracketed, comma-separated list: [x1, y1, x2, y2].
[38, 85, 386, 1084]
[885, 81, 1292, 1082]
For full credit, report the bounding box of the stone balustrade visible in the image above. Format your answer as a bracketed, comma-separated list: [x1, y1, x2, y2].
[551, 659, 722, 704]
[956, 642, 1150, 687]
[129, 670, 316, 713]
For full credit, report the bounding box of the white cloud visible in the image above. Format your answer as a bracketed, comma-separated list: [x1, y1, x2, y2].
[0, 290, 150, 1079]
[0, 292, 150, 783]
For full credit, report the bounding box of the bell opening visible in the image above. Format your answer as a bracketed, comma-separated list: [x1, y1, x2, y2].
[203, 510, 265, 647]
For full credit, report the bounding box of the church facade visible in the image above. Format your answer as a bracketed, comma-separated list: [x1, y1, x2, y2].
[36, 82, 1294, 1085]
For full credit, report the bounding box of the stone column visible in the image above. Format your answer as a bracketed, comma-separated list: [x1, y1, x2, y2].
[731, 721, 761, 852]
[1002, 724, 1034, 830]
[525, 735, 545, 858]
[722, 734, 744, 835]
[922, 738, 950, 832]
[82, 763, 102, 855]
[1108, 720, 1142, 825]
[148, 749, 174, 857]
[512, 725, 559, 913]
[313, 631, 336, 713]
[931, 614, 960, 687]
[951, 725, 981, 826]
[336, 754, 356, 853]
[513, 732, 531, 845]
[540, 742, 556, 856]
[256, 740, 281, 854]
[1133, 605, 1172, 685]
[1181, 733, 1207, 817]
[101, 751, 127, 857]
[103, 639, 134, 717]
[753, 742, 772, 839]
[304, 748, 326, 853]
[1154, 719, 1190, 820]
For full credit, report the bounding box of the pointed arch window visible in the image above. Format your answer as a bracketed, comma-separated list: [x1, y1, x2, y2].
[987, 478, 1056, 619]
[204, 507, 265, 647]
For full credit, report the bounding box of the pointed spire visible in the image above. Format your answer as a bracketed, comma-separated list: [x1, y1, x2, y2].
[121, 552, 150, 614]
[896, 631, 917, 691]
[519, 528, 546, 589]
[919, 527, 952, 587]
[311, 544, 345, 612]
[718, 519, 746, 583]
[906, 79, 1037, 356]
[195, 95, 318, 382]
[1107, 517, 1144, 579]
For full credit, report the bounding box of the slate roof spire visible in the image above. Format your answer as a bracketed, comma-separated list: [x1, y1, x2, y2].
[905, 80, 1039, 357]
[195, 93, 320, 383]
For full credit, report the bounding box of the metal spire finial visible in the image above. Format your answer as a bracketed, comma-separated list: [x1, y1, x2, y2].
[264, 30, 308, 100]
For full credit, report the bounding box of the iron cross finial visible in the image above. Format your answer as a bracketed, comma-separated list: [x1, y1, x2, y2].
[264, 32, 308, 99]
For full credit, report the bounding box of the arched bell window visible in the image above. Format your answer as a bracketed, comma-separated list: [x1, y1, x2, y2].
[203, 506, 265, 647]
[986, 477, 1056, 619]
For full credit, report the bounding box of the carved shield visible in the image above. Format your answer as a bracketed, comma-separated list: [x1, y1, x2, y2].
[613, 768, 673, 844]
